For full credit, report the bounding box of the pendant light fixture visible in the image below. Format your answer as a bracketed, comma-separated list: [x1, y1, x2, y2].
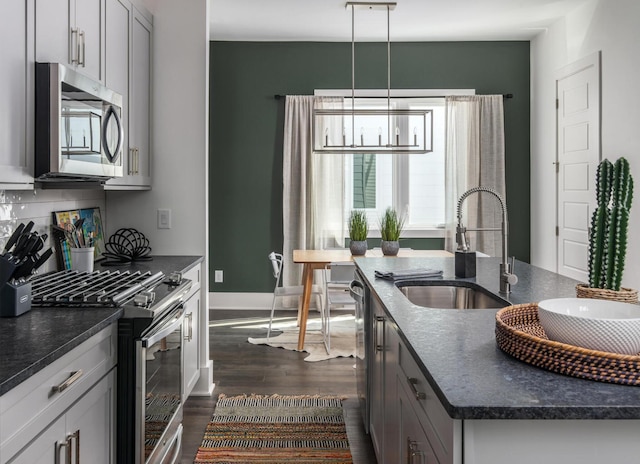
[313, 1, 433, 154]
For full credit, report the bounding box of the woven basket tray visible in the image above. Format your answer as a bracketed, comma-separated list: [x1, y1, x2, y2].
[495, 303, 640, 386]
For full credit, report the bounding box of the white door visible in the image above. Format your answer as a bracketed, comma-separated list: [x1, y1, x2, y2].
[556, 52, 601, 281]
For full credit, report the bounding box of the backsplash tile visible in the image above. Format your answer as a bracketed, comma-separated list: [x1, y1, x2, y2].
[0, 188, 106, 273]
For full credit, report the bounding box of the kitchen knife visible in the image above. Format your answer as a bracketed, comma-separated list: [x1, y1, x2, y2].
[21, 221, 34, 236]
[13, 248, 53, 280]
[2, 222, 25, 254]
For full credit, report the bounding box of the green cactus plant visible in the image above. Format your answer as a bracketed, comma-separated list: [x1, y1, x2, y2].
[588, 157, 634, 291]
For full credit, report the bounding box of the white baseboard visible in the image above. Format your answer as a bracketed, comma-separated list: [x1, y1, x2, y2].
[209, 292, 321, 310]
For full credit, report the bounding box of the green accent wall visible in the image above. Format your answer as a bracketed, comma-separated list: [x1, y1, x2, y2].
[210, 41, 530, 292]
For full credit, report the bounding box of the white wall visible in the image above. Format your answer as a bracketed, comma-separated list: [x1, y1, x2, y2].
[530, 0, 640, 290]
[105, 0, 212, 394]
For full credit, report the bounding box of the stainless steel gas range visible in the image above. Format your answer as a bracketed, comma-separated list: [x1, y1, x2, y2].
[31, 269, 192, 464]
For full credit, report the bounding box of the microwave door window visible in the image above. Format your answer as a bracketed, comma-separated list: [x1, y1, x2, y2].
[60, 97, 103, 163]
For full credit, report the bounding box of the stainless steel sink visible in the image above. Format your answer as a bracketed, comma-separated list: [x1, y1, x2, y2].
[396, 281, 509, 309]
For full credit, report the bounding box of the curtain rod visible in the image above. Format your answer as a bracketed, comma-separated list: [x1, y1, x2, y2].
[274, 93, 514, 99]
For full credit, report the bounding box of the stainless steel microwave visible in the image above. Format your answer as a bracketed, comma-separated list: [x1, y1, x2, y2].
[35, 62, 124, 182]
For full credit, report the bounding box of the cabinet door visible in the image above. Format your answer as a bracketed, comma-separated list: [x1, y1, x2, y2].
[65, 369, 116, 464]
[75, 0, 104, 81]
[35, 0, 103, 81]
[130, 8, 152, 186]
[369, 298, 386, 461]
[104, 0, 131, 187]
[383, 323, 400, 464]
[398, 377, 439, 464]
[183, 293, 201, 399]
[35, 0, 72, 67]
[0, 0, 31, 187]
[7, 416, 66, 464]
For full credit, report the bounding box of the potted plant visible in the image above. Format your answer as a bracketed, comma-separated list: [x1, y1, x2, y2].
[577, 157, 638, 302]
[348, 210, 369, 256]
[379, 207, 405, 256]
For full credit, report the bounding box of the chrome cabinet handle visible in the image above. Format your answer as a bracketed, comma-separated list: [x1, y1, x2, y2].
[408, 438, 425, 464]
[70, 28, 79, 64]
[55, 439, 69, 464]
[136, 148, 140, 174]
[52, 370, 83, 394]
[375, 315, 385, 352]
[184, 312, 193, 341]
[129, 148, 135, 175]
[407, 377, 427, 400]
[79, 30, 86, 67]
[69, 430, 80, 464]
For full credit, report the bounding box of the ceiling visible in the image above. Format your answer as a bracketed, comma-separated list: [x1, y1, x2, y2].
[210, 0, 590, 42]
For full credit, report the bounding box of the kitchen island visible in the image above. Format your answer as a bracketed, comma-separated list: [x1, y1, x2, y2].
[355, 256, 640, 464]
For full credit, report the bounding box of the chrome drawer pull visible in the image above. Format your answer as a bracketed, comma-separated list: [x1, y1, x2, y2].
[407, 377, 427, 400]
[408, 438, 425, 464]
[52, 370, 83, 394]
[184, 312, 193, 341]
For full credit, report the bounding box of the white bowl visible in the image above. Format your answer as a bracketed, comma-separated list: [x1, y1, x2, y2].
[538, 298, 640, 355]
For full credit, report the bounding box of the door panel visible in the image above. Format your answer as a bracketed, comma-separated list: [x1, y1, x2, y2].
[556, 52, 601, 281]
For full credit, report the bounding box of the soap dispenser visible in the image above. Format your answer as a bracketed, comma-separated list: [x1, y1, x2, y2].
[455, 223, 476, 278]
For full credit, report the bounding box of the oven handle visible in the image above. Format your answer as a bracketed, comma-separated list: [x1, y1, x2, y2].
[141, 304, 185, 347]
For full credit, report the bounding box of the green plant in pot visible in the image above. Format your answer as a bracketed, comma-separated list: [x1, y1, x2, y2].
[348, 210, 369, 256]
[379, 207, 405, 256]
[578, 157, 638, 302]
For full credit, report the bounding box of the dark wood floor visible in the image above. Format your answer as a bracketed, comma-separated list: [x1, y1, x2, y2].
[180, 309, 377, 464]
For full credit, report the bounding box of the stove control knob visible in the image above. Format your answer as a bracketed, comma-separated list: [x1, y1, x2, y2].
[167, 271, 183, 286]
[134, 290, 156, 307]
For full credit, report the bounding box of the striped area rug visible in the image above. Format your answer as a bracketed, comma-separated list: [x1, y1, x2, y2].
[194, 394, 353, 463]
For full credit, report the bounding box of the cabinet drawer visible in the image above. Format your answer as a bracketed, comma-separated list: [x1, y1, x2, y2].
[398, 342, 455, 464]
[0, 324, 117, 459]
[183, 263, 202, 299]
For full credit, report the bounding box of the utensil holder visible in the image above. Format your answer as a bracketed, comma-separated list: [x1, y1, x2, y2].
[70, 247, 95, 272]
[0, 281, 32, 317]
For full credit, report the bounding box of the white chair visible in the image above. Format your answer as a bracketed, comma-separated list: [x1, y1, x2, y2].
[322, 261, 357, 353]
[267, 252, 324, 342]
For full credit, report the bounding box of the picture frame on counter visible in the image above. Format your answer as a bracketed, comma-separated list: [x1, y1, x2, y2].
[52, 207, 106, 270]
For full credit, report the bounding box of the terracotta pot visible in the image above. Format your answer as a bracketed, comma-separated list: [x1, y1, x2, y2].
[575, 283, 639, 303]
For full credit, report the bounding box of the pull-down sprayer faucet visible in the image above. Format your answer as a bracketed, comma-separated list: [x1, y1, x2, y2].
[456, 187, 518, 294]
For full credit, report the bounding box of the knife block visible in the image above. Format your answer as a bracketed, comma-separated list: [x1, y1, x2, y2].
[0, 281, 32, 317]
[0, 256, 32, 317]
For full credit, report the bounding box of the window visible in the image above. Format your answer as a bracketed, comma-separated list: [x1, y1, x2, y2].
[343, 97, 446, 235]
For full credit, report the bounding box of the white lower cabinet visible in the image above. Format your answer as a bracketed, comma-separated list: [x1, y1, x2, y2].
[8, 370, 115, 464]
[182, 263, 202, 400]
[0, 325, 117, 464]
[398, 376, 439, 464]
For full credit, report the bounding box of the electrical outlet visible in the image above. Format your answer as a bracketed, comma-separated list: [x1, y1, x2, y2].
[157, 209, 171, 229]
[214, 270, 224, 283]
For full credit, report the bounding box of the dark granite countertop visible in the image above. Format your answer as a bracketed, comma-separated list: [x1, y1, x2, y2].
[0, 255, 203, 396]
[354, 256, 640, 420]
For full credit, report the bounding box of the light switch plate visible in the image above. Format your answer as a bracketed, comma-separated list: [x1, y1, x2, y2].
[214, 270, 223, 283]
[158, 209, 171, 229]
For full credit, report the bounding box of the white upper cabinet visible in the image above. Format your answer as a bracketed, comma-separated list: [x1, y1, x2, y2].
[105, 3, 152, 189]
[35, 0, 104, 82]
[0, 1, 33, 188]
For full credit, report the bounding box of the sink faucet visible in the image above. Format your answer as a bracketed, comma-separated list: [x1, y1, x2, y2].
[456, 186, 518, 293]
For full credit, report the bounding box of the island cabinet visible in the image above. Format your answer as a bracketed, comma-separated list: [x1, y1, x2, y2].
[104, 1, 153, 190]
[369, 292, 460, 464]
[0, 325, 117, 464]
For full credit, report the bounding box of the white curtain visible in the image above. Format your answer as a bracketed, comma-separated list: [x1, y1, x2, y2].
[444, 95, 506, 257]
[282, 95, 344, 290]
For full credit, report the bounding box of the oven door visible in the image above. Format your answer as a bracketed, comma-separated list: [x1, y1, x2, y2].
[136, 304, 185, 464]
